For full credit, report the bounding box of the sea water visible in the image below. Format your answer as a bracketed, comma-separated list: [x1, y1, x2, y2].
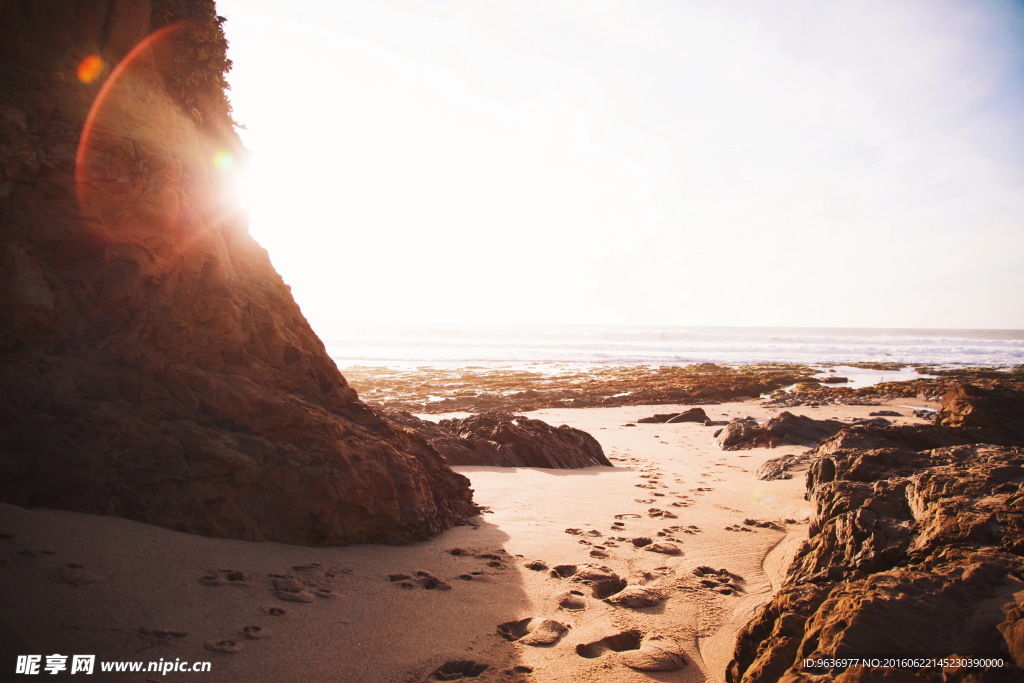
[322, 325, 1024, 368]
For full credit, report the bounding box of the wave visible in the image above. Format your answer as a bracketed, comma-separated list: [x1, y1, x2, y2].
[322, 325, 1024, 367]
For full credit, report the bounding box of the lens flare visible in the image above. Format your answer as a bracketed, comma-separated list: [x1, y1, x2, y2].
[213, 150, 235, 171]
[77, 55, 103, 83]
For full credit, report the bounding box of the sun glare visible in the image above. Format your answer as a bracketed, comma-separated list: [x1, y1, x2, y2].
[76, 54, 103, 83]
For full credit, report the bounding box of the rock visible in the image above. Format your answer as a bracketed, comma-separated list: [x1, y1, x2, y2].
[637, 407, 709, 424]
[939, 384, 1024, 443]
[726, 411, 1024, 682]
[998, 593, 1024, 669]
[386, 410, 610, 468]
[0, 1, 474, 545]
[852, 416, 891, 426]
[819, 376, 849, 384]
[667, 408, 711, 423]
[756, 453, 812, 481]
[869, 410, 903, 417]
[715, 412, 845, 450]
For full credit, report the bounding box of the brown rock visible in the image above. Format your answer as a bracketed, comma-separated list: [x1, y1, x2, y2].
[0, 1, 474, 545]
[716, 412, 846, 451]
[387, 410, 610, 468]
[727, 413, 1024, 682]
[939, 384, 1024, 442]
[637, 407, 709, 424]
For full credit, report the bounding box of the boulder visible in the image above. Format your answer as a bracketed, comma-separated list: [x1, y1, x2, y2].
[0, 0, 475, 545]
[637, 407, 709, 424]
[715, 412, 845, 450]
[387, 411, 610, 468]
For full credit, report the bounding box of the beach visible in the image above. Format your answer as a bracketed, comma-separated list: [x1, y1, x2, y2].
[0, 398, 936, 682]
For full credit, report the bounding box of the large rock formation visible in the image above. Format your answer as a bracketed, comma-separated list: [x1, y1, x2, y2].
[0, 0, 474, 545]
[388, 410, 611, 468]
[715, 411, 846, 451]
[940, 384, 1024, 443]
[727, 386, 1024, 681]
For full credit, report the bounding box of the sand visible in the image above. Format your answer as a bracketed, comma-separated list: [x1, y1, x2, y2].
[0, 400, 934, 682]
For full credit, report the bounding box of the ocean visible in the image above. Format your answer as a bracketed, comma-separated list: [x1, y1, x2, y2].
[322, 325, 1024, 369]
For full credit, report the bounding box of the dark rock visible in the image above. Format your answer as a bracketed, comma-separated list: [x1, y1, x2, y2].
[940, 384, 1024, 443]
[727, 414, 1024, 682]
[756, 453, 813, 481]
[637, 407, 709, 424]
[819, 376, 849, 384]
[715, 412, 845, 450]
[387, 411, 610, 469]
[0, 1, 474, 545]
[869, 410, 903, 417]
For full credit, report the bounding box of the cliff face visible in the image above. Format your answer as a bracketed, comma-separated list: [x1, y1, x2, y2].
[0, 0, 475, 544]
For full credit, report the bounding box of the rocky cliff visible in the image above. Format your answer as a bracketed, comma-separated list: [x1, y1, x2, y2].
[0, 0, 475, 545]
[727, 385, 1024, 681]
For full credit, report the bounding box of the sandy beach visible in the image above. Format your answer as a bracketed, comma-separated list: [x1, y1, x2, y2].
[0, 399, 935, 682]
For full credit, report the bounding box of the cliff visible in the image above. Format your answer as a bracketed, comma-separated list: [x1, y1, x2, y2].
[0, 0, 475, 545]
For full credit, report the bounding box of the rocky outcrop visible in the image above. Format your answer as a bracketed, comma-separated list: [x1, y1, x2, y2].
[940, 384, 1024, 443]
[349, 364, 819, 414]
[715, 412, 846, 451]
[755, 453, 813, 481]
[0, 1, 475, 545]
[637, 407, 709, 424]
[387, 411, 610, 468]
[727, 394, 1024, 681]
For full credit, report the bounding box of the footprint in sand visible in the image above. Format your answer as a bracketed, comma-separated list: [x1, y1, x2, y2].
[557, 591, 588, 611]
[429, 660, 488, 681]
[272, 577, 317, 602]
[644, 542, 682, 556]
[647, 508, 678, 519]
[139, 627, 188, 645]
[400, 571, 452, 591]
[60, 563, 102, 586]
[240, 625, 270, 639]
[591, 578, 627, 599]
[693, 566, 745, 595]
[498, 618, 570, 646]
[204, 639, 242, 654]
[199, 569, 249, 587]
[575, 630, 642, 659]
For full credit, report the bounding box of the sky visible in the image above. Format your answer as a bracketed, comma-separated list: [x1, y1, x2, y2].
[214, 0, 1024, 332]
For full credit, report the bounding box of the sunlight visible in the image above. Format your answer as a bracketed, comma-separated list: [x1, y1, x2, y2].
[217, 0, 1024, 331]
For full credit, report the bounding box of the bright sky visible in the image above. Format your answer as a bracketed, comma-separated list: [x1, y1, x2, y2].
[215, 0, 1024, 332]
